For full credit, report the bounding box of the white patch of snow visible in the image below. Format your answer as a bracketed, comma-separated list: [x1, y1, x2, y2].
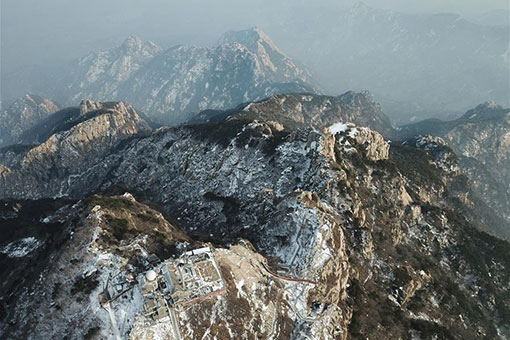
[235, 279, 246, 298]
[328, 122, 348, 134]
[348, 127, 359, 138]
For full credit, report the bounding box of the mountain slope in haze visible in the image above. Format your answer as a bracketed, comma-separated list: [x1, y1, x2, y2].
[264, 2, 509, 123]
[0, 99, 509, 339]
[63, 36, 162, 105]
[118, 27, 316, 123]
[17, 28, 317, 124]
[398, 102, 510, 238]
[0, 94, 60, 147]
[0, 100, 152, 194]
[470, 9, 510, 27]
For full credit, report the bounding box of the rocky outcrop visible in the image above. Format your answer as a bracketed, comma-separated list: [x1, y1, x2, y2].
[0, 164, 11, 180]
[0, 94, 59, 147]
[192, 91, 395, 138]
[0, 101, 152, 197]
[79, 99, 103, 114]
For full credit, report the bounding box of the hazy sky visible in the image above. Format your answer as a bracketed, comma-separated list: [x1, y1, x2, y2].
[1, 0, 509, 74]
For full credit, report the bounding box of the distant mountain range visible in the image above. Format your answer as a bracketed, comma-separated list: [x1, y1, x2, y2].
[2, 7, 507, 125]
[263, 2, 509, 123]
[2, 28, 317, 125]
[0, 94, 59, 147]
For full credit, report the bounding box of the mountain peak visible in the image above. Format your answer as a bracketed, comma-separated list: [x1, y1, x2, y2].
[477, 100, 502, 110]
[119, 35, 160, 53]
[121, 35, 143, 49]
[338, 90, 376, 105]
[349, 1, 372, 14]
[459, 101, 507, 121]
[220, 27, 282, 54]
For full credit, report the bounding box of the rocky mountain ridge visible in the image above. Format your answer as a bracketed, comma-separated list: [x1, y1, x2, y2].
[192, 90, 394, 138]
[0, 100, 152, 195]
[0, 98, 509, 339]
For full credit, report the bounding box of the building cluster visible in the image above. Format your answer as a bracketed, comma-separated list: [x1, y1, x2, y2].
[137, 247, 225, 324]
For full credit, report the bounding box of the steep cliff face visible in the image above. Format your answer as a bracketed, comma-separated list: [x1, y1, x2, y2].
[398, 102, 510, 238]
[0, 99, 508, 339]
[0, 94, 59, 147]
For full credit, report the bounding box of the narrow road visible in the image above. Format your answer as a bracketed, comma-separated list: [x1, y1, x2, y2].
[262, 262, 317, 285]
[169, 307, 182, 340]
[104, 301, 122, 340]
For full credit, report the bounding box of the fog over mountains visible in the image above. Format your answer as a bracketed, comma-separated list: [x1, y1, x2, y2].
[265, 3, 509, 123]
[2, 28, 316, 124]
[1, 2, 508, 124]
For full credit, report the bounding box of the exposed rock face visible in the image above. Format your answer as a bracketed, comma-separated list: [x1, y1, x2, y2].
[398, 102, 510, 238]
[192, 91, 395, 138]
[0, 101, 152, 197]
[0, 100, 509, 339]
[219, 27, 311, 84]
[79, 99, 103, 114]
[0, 94, 59, 147]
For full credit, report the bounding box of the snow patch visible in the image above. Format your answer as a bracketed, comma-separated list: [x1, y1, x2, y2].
[328, 122, 348, 134]
[0, 237, 41, 258]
